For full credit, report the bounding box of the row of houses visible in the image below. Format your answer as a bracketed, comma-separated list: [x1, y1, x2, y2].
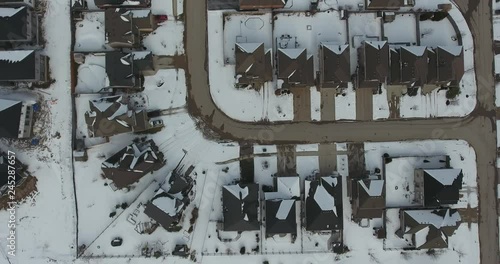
[235, 41, 464, 92]
[237, 0, 415, 11]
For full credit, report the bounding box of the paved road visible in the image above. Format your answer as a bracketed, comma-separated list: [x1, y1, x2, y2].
[184, 0, 498, 263]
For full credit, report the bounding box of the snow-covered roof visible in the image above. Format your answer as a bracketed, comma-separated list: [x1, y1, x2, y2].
[438, 46, 463, 56]
[322, 43, 349, 55]
[151, 189, 183, 217]
[0, 7, 25, 18]
[265, 176, 300, 200]
[359, 179, 384, 196]
[279, 48, 305, 60]
[236, 42, 262, 54]
[0, 50, 34, 63]
[424, 168, 462, 185]
[405, 209, 461, 229]
[276, 200, 294, 220]
[0, 99, 20, 112]
[314, 184, 336, 213]
[413, 226, 430, 248]
[224, 184, 249, 200]
[366, 41, 387, 50]
[402, 46, 427, 57]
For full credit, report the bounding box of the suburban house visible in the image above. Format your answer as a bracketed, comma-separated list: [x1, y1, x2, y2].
[0, 50, 48, 82]
[414, 168, 463, 207]
[351, 177, 385, 220]
[0, 0, 35, 7]
[277, 48, 314, 89]
[365, 0, 414, 10]
[264, 176, 300, 236]
[84, 95, 163, 138]
[144, 187, 185, 230]
[304, 176, 343, 231]
[238, 0, 287, 10]
[429, 46, 464, 86]
[0, 151, 27, 196]
[396, 209, 461, 249]
[105, 8, 156, 49]
[234, 42, 272, 89]
[357, 41, 389, 91]
[0, 5, 38, 45]
[0, 98, 34, 139]
[389, 46, 429, 88]
[319, 43, 350, 90]
[222, 183, 260, 231]
[101, 139, 165, 189]
[94, 0, 151, 8]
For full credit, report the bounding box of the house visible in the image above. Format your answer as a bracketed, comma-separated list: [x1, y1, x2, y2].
[352, 178, 385, 219]
[365, 0, 413, 10]
[235, 43, 272, 89]
[414, 168, 463, 207]
[0, 50, 48, 82]
[144, 187, 185, 230]
[94, 0, 151, 8]
[105, 8, 156, 49]
[397, 209, 461, 249]
[319, 43, 350, 89]
[222, 183, 260, 231]
[0, 98, 34, 139]
[0, 0, 34, 7]
[389, 46, 428, 88]
[84, 95, 162, 138]
[264, 176, 300, 200]
[265, 199, 297, 236]
[239, 0, 287, 10]
[277, 48, 314, 89]
[357, 41, 389, 91]
[430, 46, 464, 86]
[0, 151, 27, 196]
[304, 176, 343, 231]
[0, 5, 38, 45]
[101, 139, 165, 189]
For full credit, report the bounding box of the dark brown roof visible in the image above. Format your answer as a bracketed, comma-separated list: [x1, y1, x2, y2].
[435, 46, 464, 85]
[320, 44, 350, 88]
[365, 0, 405, 9]
[277, 48, 314, 88]
[105, 9, 152, 48]
[239, 0, 286, 10]
[427, 48, 437, 84]
[354, 179, 385, 219]
[235, 43, 272, 86]
[390, 46, 429, 86]
[144, 190, 184, 230]
[357, 41, 389, 89]
[95, 0, 150, 8]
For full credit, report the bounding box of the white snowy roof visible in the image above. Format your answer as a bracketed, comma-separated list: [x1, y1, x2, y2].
[129, 9, 150, 18]
[236, 42, 262, 54]
[151, 189, 182, 217]
[322, 43, 349, 55]
[424, 168, 462, 185]
[276, 200, 294, 220]
[132, 51, 151, 60]
[402, 46, 427, 57]
[224, 184, 249, 200]
[279, 48, 305, 60]
[405, 209, 461, 229]
[413, 226, 430, 248]
[0, 99, 20, 112]
[0, 50, 34, 63]
[265, 176, 300, 200]
[321, 176, 338, 187]
[438, 46, 463, 56]
[366, 41, 387, 50]
[359, 179, 384, 196]
[314, 184, 336, 213]
[0, 7, 24, 18]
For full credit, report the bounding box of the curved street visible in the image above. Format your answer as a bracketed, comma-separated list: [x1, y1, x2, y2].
[184, 0, 498, 263]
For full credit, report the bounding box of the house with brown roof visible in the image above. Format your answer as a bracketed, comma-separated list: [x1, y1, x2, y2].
[414, 168, 463, 207]
[239, 0, 287, 10]
[357, 41, 389, 92]
[105, 8, 156, 49]
[305, 176, 343, 231]
[277, 48, 314, 89]
[101, 139, 165, 189]
[396, 208, 461, 249]
[235, 42, 272, 89]
[94, 0, 151, 8]
[319, 43, 350, 90]
[430, 46, 464, 86]
[84, 95, 163, 138]
[389, 46, 429, 88]
[0, 5, 39, 46]
[222, 183, 260, 231]
[352, 178, 385, 220]
[365, 0, 413, 10]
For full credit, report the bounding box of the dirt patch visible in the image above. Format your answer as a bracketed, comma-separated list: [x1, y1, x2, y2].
[0, 176, 38, 210]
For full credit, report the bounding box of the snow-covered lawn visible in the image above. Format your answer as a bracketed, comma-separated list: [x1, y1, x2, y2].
[384, 13, 417, 45]
[151, 0, 183, 17]
[74, 12, 107, 52]
[336, 84, 356, 120]
[373, 86, 390, 120]
[143, 21, 185, 56]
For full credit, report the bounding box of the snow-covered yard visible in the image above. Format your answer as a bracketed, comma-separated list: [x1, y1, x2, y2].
[383, 13, 417, 45]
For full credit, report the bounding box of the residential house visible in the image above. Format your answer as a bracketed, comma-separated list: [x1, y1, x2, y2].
[414, 168, 463, 207]
[0, 151, 27, 196]
[105, 8, 156, 49]
[277, 48, 314, 89]
[0, 5, 38, 45]
[352, 178, 385, 219]
[0, 0, 34, 7]
[389, 46, 429, 88]
[84, 95, 163, 138]
[222, 183, 260, 231]
[239, 0, 287, 10]
[94, 0, 151, 8]
[144, 187, 185, 230]
[304, 176, 343, 231]
[319, 43, 350, 90]
[0, 98, 34, 139]
[264, 176, 300, 236]
[235, 42, 272, 89]
[101, 139, 165, 189]
[396, 209, 461, 249]
[0, 50, 48, 82]
[365, 0, 414, 10]
[357, 41, 389, 91]
[430, 46, 464, 86]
